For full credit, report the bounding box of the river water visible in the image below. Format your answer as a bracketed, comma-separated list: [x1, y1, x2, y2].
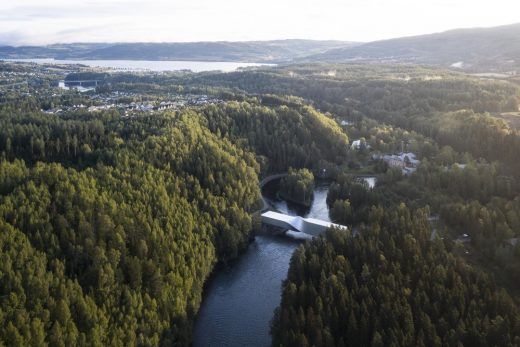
[192, 181, 330, 347]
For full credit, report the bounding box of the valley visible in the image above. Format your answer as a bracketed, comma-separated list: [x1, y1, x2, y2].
[1, 53, 520, 346]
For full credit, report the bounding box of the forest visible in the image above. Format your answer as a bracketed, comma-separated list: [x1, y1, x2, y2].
[186, 64, 520, 345]
[272, 206, 520, 346]
[279, 168, 315, 207]
[2, 60, 520, 346]
[0, 68, 349, 346]
[0, 111, 258, 346]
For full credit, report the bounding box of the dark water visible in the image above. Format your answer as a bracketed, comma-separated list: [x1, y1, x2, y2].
[192, 181, 330, 347]
[263, 182, 332, 223]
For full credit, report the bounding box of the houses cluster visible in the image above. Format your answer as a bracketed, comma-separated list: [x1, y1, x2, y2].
[40, 93, 224, 116]
[382, 152, 420, 175]
[349, 136, 421, 176]
[157, 101, 180, 110]
[0, 73, 29, 93]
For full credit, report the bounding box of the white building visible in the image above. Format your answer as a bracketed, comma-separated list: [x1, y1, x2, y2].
[350, 139, 369, 150]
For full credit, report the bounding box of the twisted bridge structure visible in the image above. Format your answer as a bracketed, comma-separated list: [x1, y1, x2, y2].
[261, 211, 347, 237]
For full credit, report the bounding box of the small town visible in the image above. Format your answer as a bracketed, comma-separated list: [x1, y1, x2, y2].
[1, 61, 225, 117]
[41, 92, 224, 116]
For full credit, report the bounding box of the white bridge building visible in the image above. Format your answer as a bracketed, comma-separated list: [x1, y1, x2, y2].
[261, 211, 347, 237]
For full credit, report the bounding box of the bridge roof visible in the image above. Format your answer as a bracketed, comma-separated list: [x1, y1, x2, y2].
[262, 211, 295, 223]
[261, 211, 347, 236]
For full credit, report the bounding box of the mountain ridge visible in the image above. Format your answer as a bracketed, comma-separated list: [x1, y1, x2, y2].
[304, 22, 520, 71]
[0, 40, 358, 63]
[1, 23, 520, 71]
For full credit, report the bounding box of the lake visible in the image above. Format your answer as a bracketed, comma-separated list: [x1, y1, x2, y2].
[2, 58, 273, 72]
[193, 181, 330, 347]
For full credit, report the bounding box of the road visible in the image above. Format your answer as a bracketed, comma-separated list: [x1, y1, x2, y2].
[257, 173, 288, 212]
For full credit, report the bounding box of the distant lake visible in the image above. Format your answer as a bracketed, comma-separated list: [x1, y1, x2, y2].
[2, 58, 274, 72]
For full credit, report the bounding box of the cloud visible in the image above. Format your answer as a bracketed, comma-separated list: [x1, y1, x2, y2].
[0, 31, 27, 46]
[0, 0, 519, 45]
[0, 3, 141, 21]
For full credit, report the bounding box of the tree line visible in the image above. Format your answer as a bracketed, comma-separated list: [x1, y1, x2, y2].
[0, 77, 350, 345]
[273, 205, 520, 347]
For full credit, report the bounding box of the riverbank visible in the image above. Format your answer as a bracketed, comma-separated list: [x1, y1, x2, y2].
[193, 181, 331, 346]
[192, 233, 302, 346]
[278, 191, 313, 208]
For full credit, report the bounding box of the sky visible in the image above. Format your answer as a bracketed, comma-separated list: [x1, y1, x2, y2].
[1, 0, 519, 45]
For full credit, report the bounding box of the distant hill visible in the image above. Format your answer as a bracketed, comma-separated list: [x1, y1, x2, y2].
[2, 23, 519, 71]
[0, 40, 357, 63]
[305, 23, 520, 72]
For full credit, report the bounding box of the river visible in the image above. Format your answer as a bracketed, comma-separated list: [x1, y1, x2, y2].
[192, 181, 331, 347]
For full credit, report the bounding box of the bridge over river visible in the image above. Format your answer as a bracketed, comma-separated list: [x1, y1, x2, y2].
[258, 172, 351, 236]
[261, 211, 347, 237]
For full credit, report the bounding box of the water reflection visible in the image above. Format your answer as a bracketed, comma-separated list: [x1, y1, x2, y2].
[193, 233, 302, 347]
[193, 180, 330, 347]
[262, 180, 331, 222]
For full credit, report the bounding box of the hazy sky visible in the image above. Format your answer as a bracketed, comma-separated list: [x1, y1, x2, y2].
[1, 0, 519, 45]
